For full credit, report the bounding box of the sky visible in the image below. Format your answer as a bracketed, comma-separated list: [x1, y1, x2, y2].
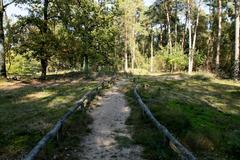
[144, 0, 155, 6]
[6, 0, 156, 21]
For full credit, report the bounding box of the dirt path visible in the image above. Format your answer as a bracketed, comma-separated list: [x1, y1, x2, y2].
[78, 79, 143, 160]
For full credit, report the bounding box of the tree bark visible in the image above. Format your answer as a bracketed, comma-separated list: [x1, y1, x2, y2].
[188, 0, 193, 74]
[192, 0, 201, 51]
[39, 0, 49, 80]
[233, 0, 239, 80]
[165, 2, 172, 54]
[216, 0, 222, 73]
[124, 10, 128, 72]
[40, 58, 48, 79]
[131, 18, 136, 70]
[0, 0, 6, 78]
[174, 0, 178, 47]
[182, 12, 188, 49]
[150, 32, 154, 72]
[124, 28, 128, 72]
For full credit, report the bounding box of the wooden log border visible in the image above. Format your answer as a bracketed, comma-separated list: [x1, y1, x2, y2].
[133, 85, 197, 160]
[24, 77, 116, 160]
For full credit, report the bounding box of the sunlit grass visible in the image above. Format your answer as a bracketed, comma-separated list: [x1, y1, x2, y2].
[127, 72, 240, 160]
[0, 76, 98, 159]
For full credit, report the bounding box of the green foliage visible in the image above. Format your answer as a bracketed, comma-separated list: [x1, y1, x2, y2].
[6, 54, 40, 75]
[154, 44, 188, 72]
[193, 51, 207, 70]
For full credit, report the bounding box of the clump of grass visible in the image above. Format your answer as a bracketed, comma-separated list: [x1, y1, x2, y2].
[190, 74, 212, 81]
[115, 136, 133, 149]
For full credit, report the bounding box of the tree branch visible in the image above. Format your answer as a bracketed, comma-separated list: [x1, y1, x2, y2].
[3, 0, 17, 9]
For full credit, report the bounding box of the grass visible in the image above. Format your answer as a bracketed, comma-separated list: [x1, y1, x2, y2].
[0, 73, 98, 159]
[126, 73, 240, 160]
[42, 110, 93, 160]
[123, 84, 178, 160]
[115, 135, 134, 149]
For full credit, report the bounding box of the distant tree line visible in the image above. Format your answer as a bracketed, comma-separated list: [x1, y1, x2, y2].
[0, 0, 239, 80]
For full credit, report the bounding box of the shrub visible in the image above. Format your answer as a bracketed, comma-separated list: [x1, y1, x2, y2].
[6, 54, 41, 76]
[154, 44, 188, 72]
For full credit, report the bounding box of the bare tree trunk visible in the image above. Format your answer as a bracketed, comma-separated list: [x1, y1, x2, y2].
[233, 0, 239, 80]
[192, 0, 201, 51]
[182, 12, 188, 49]
[206, 36, 211, 71]
[0, 0, 6, 78]
[124, 24, 128, 72]
[40, 0, 49, 80]
[159, 25, 163, 47]
[216, 0, 222, 73]
[188, 0, 193, 74]
[131, 18, 136, 70]
[150, 32, 154, 72]
[174, 0, 178, 47]
[165, 2, 172, 54]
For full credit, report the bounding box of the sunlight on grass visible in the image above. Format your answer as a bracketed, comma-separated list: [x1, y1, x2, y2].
[0, 76, 98, 159]
[22, 91, 55, 101]
[129, 72, 240, 159]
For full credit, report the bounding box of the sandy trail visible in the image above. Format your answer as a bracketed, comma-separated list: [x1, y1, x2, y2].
[78, 79, 143, 160]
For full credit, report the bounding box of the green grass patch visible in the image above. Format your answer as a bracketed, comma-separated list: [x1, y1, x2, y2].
[0, 74, 98, 159]
[39, 110, 93, 160]
[115, 135, 134, 149]
[124, 87, 178, 160]
[128, 73, 240, 160]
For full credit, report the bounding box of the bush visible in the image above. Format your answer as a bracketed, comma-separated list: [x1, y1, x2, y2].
[154, 44, 188, 72]
[193, 51, 206, 71]
[6, 54, 41, 76]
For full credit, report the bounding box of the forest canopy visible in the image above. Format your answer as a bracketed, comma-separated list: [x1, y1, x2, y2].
[0, 0, 239, 80]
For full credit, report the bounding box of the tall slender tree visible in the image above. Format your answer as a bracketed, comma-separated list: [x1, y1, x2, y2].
[0, 0, 18, 77]
[216, 0, 222, 73]
[188, 0, 193, 74]
[233, 0, 239, 80]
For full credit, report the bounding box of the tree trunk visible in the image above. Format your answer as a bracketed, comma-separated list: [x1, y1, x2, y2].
[124, 28, 128, 72]
[233, 0, 239, 80]
[188, 0, 193, 74]
[216, 0, 222, 73]
[182, 12, 188, 49]
[84, 54, 89, 73]
[40, 58, 48, 79]
[159, 25, 163, 47]
[40, 0, 49, 80]
[131, 22, 135, 70]
[0, 0, 6, 78]
[150, 33, 154, 72]
[165, 2, 172, 54]
[124, 11, 128, 72]
[192, 0, 201, 51]
[174, 0, 178, 47]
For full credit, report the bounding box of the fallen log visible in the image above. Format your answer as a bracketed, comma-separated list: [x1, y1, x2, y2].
[24, 76, 116, 160]
[133, 85, 196, 160]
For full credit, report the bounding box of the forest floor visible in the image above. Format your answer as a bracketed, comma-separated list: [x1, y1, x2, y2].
[125, 72, 240, 160]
